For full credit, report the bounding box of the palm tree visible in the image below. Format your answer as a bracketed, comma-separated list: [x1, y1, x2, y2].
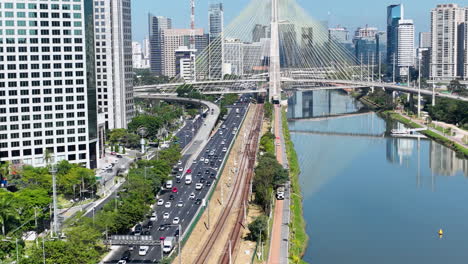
[0, 195, 18, 235]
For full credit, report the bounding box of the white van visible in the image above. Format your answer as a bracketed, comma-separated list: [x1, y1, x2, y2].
[204, 159, 209, 164]
[139, 246, 149, 256]
[185, 174, 192, 184]
[165, 180, 173, 189]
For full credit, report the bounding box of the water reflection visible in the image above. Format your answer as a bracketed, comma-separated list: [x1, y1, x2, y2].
[430, 142, 468, 177]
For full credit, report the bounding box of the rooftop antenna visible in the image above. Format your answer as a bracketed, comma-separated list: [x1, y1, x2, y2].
[190, 0, 195, 50]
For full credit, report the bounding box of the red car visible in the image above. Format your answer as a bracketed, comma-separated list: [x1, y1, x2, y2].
[159, 236, 165, 240]
[172, 187, 178, 193]
[186, 169, 192, 174]
[110, 152, 117, 155]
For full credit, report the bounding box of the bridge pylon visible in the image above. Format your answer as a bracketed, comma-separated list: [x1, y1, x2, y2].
[269, 0, 281, 103]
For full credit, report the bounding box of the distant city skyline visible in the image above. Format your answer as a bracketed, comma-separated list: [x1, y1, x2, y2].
[132, 0, 450, 43]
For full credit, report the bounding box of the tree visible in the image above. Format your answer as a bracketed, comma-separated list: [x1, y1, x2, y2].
[0, 192, 18, 235]
[247, 215, 268, 241]
[448, 80, 465, 93]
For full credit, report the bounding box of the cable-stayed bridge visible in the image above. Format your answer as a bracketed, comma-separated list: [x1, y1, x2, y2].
[136, 0, 468, 104]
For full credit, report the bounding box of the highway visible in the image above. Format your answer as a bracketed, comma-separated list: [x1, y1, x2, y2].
[105, 97, 250, 263]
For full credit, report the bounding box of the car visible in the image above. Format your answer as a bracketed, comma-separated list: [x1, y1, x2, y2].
[189, 193, 195, 199]
[210, 172, 216, 178]
[169, 194, 175, 200]
[192, 160, 197, 164]
[157, 199, 164, 206]
[158, 224, 167, 231]
[159, 236, 166, 240]
[195, 183, 203, 190]
[163, 212, 170, 219]
[195, 198, 202, 205]
[177, 161, 182, 165]
[150, 212, 157, 221]
[128, 245, 135, 251]
[221, 141, 225, 145]
[200, 178, 205, 183]
[232, 130, 236, 135]
[222, 147, 227, 152]
[173, 217, 180, 224]
[172, 187, 178, 193]
[197, 171, 202, 176]
[165, 201, 171, 208]
[134, 224, 142, 236]
[143, 230, 150, 236]
[200, 157, 205, 162]
[138, 246, 149, 256]
[178, 167, 183, 172]
[206, 181, 212, 187]
[204, 159, 209, 164]
[186, 169, 192, 174]
[176, 174, 182, 179]
[176, 178, 181, 184]
[222, 125, 226, 129]
[210, 161, 215, 166]
[121, 250, 131, 261]
[110, 152, 117, 155]
[174, 229, 180, 237]
[146, 221, 154, 229]
[219, 131, 223, 135]
[205, 170, 210, 175]
[209, 151, 214, 156]
[118, 260, 127, 264]
[177, 201, 184, 207]
[117, 154, 123, 158]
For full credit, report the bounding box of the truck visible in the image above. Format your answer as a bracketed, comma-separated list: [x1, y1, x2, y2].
[185, 174, 192, 185]
[165, 180, 173, 189]
[276, 185, 285, 200]
[162, 236, 176, 254]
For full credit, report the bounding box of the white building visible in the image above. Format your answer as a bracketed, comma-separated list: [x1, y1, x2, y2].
[93, 0, 134, 130]
[430, 4, 468, 81]
[419, 32, 431, 48]
[162, 28, 205, 77]
[142, 37, 150, 68]
[397, 19, 415, 75]
[224, 39, 244, 76]
[132, 41, 144, 69]
[0, 0, 98, 168]
[175, 46, 197, 81]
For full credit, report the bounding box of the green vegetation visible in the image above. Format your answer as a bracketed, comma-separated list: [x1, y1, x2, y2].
[264, 101, 273, 120]
[281, 109, 308, 264]
[447, 80, 468, 96]
[259, 131, 275, 155]
[247, 215, 269, 242]
[426, 98, 468, 130]
[13, 145, 181, 263]
[133, 69, 171, 86]
[364, 88, 396, 110]
[253, 152, 288, 213]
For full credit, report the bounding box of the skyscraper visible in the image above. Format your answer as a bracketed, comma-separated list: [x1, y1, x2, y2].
[149, 15, 172, 76]
[175, 46, 197, 81]
[397, 19, 415, 75]
[252, 24, 268, 42]
[93, 0, 134, 130]
[208, 3, 224, 79]
[0, 0, 98, 168]
[419, 32, 431, 48]
[430, 4, 468, 81]
[387, 4, 404, 70]
[279, 22, 299, 67]
[162, 28, 207, 77]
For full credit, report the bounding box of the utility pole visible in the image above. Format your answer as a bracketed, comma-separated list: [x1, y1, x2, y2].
[418, 54, 421, 118]
[378, 52, 382, 83]
[407, 64, 410, 88]
[50, 165, 59, 237]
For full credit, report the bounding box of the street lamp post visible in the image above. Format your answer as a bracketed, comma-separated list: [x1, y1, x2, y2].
[49, 165, 59, 237]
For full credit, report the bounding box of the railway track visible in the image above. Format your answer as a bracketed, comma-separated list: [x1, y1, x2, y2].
[194, 104, 264, 264]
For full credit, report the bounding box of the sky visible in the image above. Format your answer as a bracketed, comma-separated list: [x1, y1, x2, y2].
[131, 0, 453, 43]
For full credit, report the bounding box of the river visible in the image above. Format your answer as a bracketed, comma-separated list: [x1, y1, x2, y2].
[287, 90, 468, 264]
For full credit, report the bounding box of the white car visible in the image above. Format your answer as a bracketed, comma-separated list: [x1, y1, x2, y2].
[200, 157, 205, 162]
[177, 161, 182, 165]
[163, 212, 170, 219]
[178, 167, 183, 172]
[177, 201, 184, 207]
[222, 147, 227, 152]
[173, 217, 180, 225]
[195, 183, 203, 190]
[165, 201, 171, 208]
[219, 131, 223, 135]
[221, 141, 225, 145]
[189, 193, 195, 199]
[157, 199, 164, 206]
[192, 160, 197, 164]
[118, 260, 127, 264]
[138, 246, 149, 256]
[150, 212, 157, 221]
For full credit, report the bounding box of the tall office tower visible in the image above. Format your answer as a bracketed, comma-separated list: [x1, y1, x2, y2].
[243, 42, 263, 73]
[132, 42, 144, 68]
[0, 0, 98, 168]
[93, 0, 134, 130]
[142, 37, 150, 68]
[224, 38, 244, 76]
[355, 26, 378, 38]
[149, 15, 172, 75]
[162, 28, 206, 77]
[430, 4, 468, 81]
[353, 26, 378, 65]
[397, 19, 415, 76]
[376, 32, 387, 65]
[175, 46, 197, 81]
[387, 4, 404, 73]
[329, 27, 350, 43]
[208, 3, 224, 79]
[279, 22, 299, 67]
[419, 32, 431, 48]
[252, 24, 268, 42]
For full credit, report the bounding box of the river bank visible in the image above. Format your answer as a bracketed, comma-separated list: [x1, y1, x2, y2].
[282, 108, 308, 263]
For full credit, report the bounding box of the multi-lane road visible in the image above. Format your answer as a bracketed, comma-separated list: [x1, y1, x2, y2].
[107, 98, 250, 263]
